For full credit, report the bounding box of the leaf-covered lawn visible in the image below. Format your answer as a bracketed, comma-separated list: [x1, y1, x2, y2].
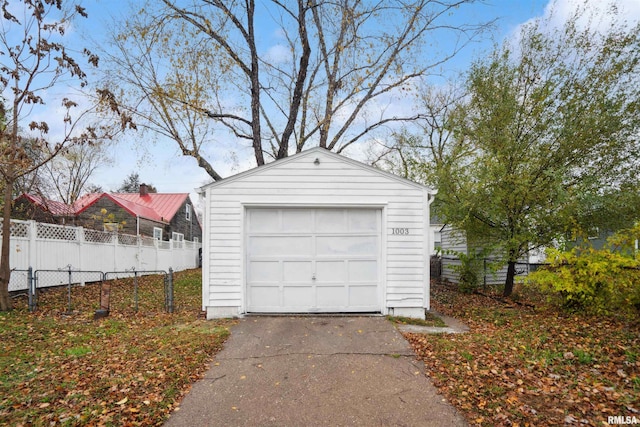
[0, 269, 233, 426]
[404, 281, 640, 426]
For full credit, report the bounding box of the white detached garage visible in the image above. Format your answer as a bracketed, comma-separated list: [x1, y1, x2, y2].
[201, 147, 435, 319]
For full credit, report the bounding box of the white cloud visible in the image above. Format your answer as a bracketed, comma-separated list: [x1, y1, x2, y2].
[500, 0, 640, 61]
[523, 0, 640, 35]
[264, 44, 291, 64]
[547, 0, 640, 26]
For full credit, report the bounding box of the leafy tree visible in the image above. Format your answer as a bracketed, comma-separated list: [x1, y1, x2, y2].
[102, 0, 489, 181]
[0, 0, 106, 311]
[412, 3, 640, 297]
[116, 173, 157, 194]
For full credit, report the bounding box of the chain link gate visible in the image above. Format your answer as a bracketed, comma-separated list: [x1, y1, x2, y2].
[32, 267, 104, 313]
[102, 269, 173, 315]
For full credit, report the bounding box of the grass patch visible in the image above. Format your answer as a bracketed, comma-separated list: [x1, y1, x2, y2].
[64, 346, 92, 357]
[0, 269, 234, 426]
[573, 349, 594, 365]
[388, 312, 447, 328]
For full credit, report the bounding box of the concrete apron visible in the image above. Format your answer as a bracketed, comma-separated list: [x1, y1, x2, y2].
[164, 316, 467, 427]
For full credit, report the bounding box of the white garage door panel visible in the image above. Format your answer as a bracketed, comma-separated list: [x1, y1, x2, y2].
[246, 208, 381, 313]
[349, 210, 378, 231]
[283, 261, 312, 282]
[350, 285, 378, 306]
[282, 209, 312, 231]
[316, 210, 347, 232]
[250, 285, 280, 306]
[283, 287, 314, 308]
[249, 236, 313, 256]
[317, 286, 348, 307]
[315, 261, 345, 282]
[249, 261, 280, 282]
[316, 235, 377, 256]
[248, 209, 280, 232]
[348, 260, 378, 282]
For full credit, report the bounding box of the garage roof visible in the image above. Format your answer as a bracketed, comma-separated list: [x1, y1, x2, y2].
[200, 147, 436, 194]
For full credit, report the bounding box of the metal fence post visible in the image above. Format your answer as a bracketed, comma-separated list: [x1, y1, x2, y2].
[27, 267, 36, 312]
[66, 265, 73, 313]
[166, 268, 174, 313]
[133, 270, 139, 312]
[95, 271, 110, 320]
[483, 258, 487, 288]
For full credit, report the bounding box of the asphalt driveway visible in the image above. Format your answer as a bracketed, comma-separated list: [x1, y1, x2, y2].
[164, 316, 467, 427]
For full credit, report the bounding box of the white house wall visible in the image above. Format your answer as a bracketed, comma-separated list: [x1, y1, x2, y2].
[440, 225, 531, 285]
[203, 149, 430, 318]
[440, 225, 468, 283]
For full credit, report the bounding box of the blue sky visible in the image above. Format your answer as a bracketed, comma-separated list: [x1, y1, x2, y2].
[12, 0, 640, 199]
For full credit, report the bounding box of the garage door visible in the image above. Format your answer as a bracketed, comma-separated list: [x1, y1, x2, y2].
[246, 208, 381, 313]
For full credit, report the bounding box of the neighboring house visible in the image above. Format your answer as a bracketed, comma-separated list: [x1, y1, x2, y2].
[12, 194, 76, 225]
[12, 185, 202, 242]
[429, 213, 444, 255]
[568, 228, 616, 251]
[200, 147, 436, 320]
[439, 225, 543, 285]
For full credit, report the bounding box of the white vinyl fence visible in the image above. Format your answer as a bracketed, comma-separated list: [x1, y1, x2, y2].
[2, 219, 201, 291]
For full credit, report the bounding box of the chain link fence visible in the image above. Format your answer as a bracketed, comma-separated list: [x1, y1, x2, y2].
[8, 269, 31, 293]
[33, 268, 104, 313]
[434, 255, 549, 287]
[11, 266, 174, 316]
[103, 270, 172, 314]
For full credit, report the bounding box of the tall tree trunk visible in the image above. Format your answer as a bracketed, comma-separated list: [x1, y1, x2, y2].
[0, 178, 14, 311]
[503, 260, 516, 298]
[246, 0, 264, 166]
[278, 0, 311, 159]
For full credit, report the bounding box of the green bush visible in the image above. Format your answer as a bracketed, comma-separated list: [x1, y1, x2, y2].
[527, 226, 640, 315]
[450, 250, 483, 293]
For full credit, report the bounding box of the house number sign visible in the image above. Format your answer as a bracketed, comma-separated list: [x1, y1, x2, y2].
[391, 228, 409, 235]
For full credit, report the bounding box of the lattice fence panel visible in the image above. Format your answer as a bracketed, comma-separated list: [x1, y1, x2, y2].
[140, 236, 156, 247]
[36, 223, 77, 241]
[10, 221, 30, 238]
[84, 229, 114, 244]
[118, 234, 139, 246]
[0, 220, 30, 237]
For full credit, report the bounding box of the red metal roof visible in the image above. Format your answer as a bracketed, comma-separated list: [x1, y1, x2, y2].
[17, 194, 75, 216]
[72, 193, 102, 212]
[110, 193, 188, 223]
[17, 192, 190, 224]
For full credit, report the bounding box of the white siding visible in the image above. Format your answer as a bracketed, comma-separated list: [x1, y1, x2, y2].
[440, 225, 468, 283]
[440, 225, 468, 254]
[203, 148, 431, 317]
[440, 225, 530, 286]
